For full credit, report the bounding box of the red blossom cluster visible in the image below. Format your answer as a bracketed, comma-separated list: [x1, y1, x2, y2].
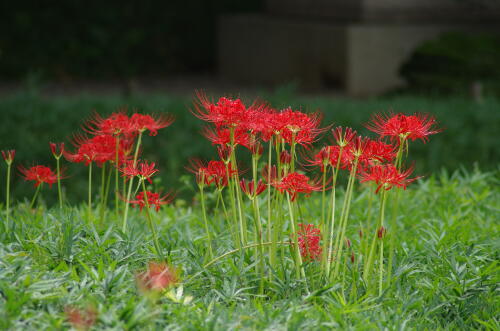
[297, 223, 322, 261]
[18, 165, 58, 187]
[130, 191, 174, 211]
[136, 262, 179, 292]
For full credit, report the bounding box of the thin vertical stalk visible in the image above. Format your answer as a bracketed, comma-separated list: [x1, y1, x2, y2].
[199, 182, 214, 259]
[122, 132, 143, 232]
[386, 137, 405, 284]
[252, 196, 265, 294]
[88, 162, 93, 217]
[115, 135, 120, 211]
[141, 179, 162, 259]
[225, 162, 240, 248]
[30, 184, 41, 209]
[229, 127, 246, 245]
[56, 157, 63, 208]
[5, 163, 11, 225]
[286, 193, 306, 280]
[379, 237, 384, 296]
[363, 190, 387, 285]
[266, 138, 275, 268]
[331, 158, 359, 280]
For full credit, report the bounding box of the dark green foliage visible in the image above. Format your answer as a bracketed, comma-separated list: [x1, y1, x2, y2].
[400, 32, 500, 95]
[0, 91, 498, 204]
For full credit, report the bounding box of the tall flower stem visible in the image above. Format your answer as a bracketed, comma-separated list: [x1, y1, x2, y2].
[386, 137, 405, 284]
[56, 157, 63, 208]
[331, 157, 359, 281]
[229, 127, 246, 245]
[286, 193, 306, 280]
[252, 196, 265, 294]
[122, 132, 143, 232]
[88, 162, 93, 218]
[266, 138, 276, 268]
[199, 181, 214, 260]
[114, 135, 120, 212]
[30, 184, 42, 209]
[140, 180, 162, 260]
[101, 166, 113, 221]
[323, 146, 344, 278]
[100, 163, 107, 211]
[363, 190, 387, 286]
[5, 162, 12, 226]
[225, 161, 240, 248]
[379, 234, 385, 296]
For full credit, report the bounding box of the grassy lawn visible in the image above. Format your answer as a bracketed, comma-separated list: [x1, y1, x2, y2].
[0, 91, 499, 329]
[0, 168, 498, 329]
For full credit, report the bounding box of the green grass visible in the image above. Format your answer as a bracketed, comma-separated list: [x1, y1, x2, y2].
[0, 90, 498, 203]
[1, 168, 498, 329]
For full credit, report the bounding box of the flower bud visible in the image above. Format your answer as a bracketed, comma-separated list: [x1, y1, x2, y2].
[280, 150, 291, 165]
[377, 226, 386, 239]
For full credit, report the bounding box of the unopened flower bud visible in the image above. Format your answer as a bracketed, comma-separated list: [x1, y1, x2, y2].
[377, 226, 386, 239]
[280, 150, 291, 164]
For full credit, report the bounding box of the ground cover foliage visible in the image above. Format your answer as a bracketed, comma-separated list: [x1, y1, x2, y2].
[0, 168, 498, 330]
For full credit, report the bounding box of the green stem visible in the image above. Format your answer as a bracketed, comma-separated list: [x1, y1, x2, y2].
[266, 138, 275, 269]
[115, 135, 120, 211]
[6, 163, 11, 226]
[229, 127, 246, 246]
[141, 179, 162, 259]
[56, 158, 63, 208]
[286, 193, 306, 280]
[225, 161, 240, 248]
[379, 237, 384, 296]
[253, 197, 265, 294]
[363, 190, 387, 285]
[88, 162, 93, 218]
[30, 184, 41, 209]
[331, 157, 358, 280]
[386, 137, 405, 284]
[122, 132, 143, 232]
[199, 183, 214, 259]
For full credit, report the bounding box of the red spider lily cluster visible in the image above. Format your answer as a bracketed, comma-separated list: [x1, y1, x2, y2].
[136, 262, 179, 292]
[188, 93, 440, 292]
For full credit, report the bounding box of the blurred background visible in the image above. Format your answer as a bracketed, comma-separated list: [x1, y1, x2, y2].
[0, 0, 499, 203]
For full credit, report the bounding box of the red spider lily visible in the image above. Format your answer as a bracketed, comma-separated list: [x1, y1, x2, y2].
[130, 113, 174, 136]
[358, 139, 396, 167]
[121, 160, 159, 183]
[49, 142, 65, 158]
[1, 149, 15, 165]
[84, 110, 135, 136]
[377, 226, 386, 239]
[261, 164, 280, 185]
[359, 164, 419, 193]
[273, 172, 321, 201]
[65, 306, 97, 330]
[186, 159, 235, 188]
[246, 106, 278, 140]
[65, 134, 117, 167]
[276, 108, 324, 147]
[239, 179, 267, 198]
[332, 126, 357, 147]
[303, 146, 335, 172]
[19, 165, 58, 188]
[193, 93, 250, 128]
[202, 126, 250, 149]
[129, 191, 174, 212]
[345, 238, 352, 249]
[297, 223, 322, 261]
[366, 113, 441, 143]
[136, 262, 179, 292]
[216, 145, 232, 163]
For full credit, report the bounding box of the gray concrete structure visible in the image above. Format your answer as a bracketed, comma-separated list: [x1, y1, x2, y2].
[218, 0, 500, 96]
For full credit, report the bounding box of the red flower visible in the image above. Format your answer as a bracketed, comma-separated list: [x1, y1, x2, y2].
[275, 108, 324, 147]
[332, 126, 357, 147]
[130, 113, 174, 136]
[193, 93, 250, 128]
[273, 172, 321, 201]
[129, 191, 174, 211]
[85, 111, 135, 136]
[136, 262, 179, 292]
[239, 179, 267, 198]
[358, 139, 396, 167]
[377, 226, 386, 239]
[121, 160, 159, 183]
[280, 150, 291, 165]
[246, 106, 278, 140]
[49, 142, 65, 158]
[65, 134, 117, 167]
[187, 159, 235, 188]
[202, 126, 250, 148]
[65, 306, 97, 330]
[19, 165, 58, 188]
[1, 149, 15, 165]
[359, 164, 419, 193]
[297, 223, 322, 261]
[366, 113, 441, 143]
